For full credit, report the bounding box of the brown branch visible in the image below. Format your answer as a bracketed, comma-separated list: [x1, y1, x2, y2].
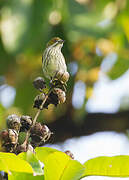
[48, 106, 129, 143]
[24, 88, 52, 146]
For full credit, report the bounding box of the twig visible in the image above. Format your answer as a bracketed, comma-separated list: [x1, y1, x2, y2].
[24, 88, 52, 146]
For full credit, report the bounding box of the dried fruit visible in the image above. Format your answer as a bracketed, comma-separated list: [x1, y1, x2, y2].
[64, 150, 74, 159]
[44, 88, 66, 108]
[41, 125, 53, 142]
[6, 114, 21, 132]
[33, 93, 46, 109]
[31, 123, 42, 141]
[0, 129, 18, 152]
[16, 143, 27, 154]
[8, 129, 18, 144]
[56, 71, 69, 83]
[53, 88, 66, 104]
[33, 77, 46, 91]
[44, 91, 58, 108]
[0, 130, 9, 144]
[30, 123, 52, 146]
[20, 115, 32, 132]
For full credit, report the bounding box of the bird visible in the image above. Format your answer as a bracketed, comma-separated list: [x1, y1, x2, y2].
[42, 37, 69, 84]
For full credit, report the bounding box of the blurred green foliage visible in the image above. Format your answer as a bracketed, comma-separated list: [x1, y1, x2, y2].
[0, 0, 129, 127]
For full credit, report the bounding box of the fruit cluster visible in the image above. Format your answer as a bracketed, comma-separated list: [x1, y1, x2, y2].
[0, 114, 52, 154]
[0, 76, 68, 154]
[33, 77, 66, 109]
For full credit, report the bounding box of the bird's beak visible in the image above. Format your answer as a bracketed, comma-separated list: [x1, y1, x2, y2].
[59, 39, 65, 44]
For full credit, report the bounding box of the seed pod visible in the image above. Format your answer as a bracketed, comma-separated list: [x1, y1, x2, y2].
[30, 122, 43, 143]
[0, 129, 18, 145]
[56, 71, 69, 83]
[34, 89, 66, 109]
[0, 130, 10, 152]
[6, 114, 21, 132]
[41, 125, 53, 143]
[44, 91, 58, 108]
[0, 129, 18, 152]
[0, 130, 9, 145]
[33, 77, 46, 91]
[33, 93, 46, 109]
[44, 88, 66, 108]
[64, 150, 74, 159]
[15, 143, 27, 154]
[61, 72, 69, 83]
[30, 123, 52, 146]
[53, 88, 66, 104]
[20, 115, 32, 132]
[8, 129, 18, 145]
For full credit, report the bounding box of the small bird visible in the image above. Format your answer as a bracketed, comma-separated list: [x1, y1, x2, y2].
[42, 37, 69, 83]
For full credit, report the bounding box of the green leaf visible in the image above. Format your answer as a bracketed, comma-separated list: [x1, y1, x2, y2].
[36, 147, 85, 180]
[0, 152, 33, 174]
[8, 172, 44, 180]
[82, 155, 129, 178]
[18, 151, 44, 175]
[60, 159, 85, 180]
[35, 147, 60, 161]
[107, 57, 129, 80]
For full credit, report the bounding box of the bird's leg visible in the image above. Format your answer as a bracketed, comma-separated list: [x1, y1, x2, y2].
[49, 71, 68, 91]
[50, 72, 58, 87]
[54, 72, 66, 91]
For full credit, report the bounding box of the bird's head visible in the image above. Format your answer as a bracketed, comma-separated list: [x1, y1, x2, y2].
[46, 37, 64, 48]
